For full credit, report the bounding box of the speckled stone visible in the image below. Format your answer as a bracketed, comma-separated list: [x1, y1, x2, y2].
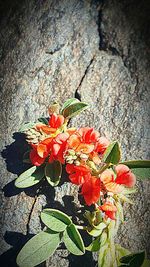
[0, 0, 149, 266]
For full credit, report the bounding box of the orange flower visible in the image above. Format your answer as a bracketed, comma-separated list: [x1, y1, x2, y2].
[81, 175, 101, 206]
[99, 202, 117, 220]
[66, 164, 91, 185]
[30, 138, 52, 166]
[30, 149, 45, 166]
[68, 127, 100, 154]
[100, 164, 136, 194]
[95, 136, 110, 154]
[36, 113, 64, 134]
[49, 133, 69, 164]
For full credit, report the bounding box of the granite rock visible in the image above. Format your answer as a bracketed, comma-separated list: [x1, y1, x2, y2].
[0, 0, 149, 266]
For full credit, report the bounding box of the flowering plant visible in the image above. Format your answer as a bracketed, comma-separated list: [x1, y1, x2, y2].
[15, 99, 150, 267]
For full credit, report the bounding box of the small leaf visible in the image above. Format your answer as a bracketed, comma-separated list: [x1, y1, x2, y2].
[41, 209, 72, 232]
[38, 117, 49, 125]
[86, 237, 100, 252]
[121, 160, 150, 169]
[102, 141, 121, 164]
[45, 161, 62, 186]
[120, 251, 145, 267]
[15, 166, 44, 188]
[19, 122, 36, 132]
[87, 223, 106, 237]
[60, 98, 80, 114]
[131, 168, 150, 180]
[62, 102, 89, 119]
[63, 223, 85, 255]
[16, 229, 61, 267]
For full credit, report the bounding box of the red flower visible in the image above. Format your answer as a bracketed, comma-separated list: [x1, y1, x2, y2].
[115, 164, 136, 187]
[99, 202, 117, 220]
[68, 127, 100, 155]
[66, 164, 90, 185]
[95, 136, 110, 154]
[78, 127, 100, 144]
[36, 113, 64, 135]
[49, 133, 69, 164]
[30, 149, 45, 166]
[49, 113, 64, 128]
[29, 138, 52, 166]
[81, 175, 101, 206]
[100, 164, 136, 193]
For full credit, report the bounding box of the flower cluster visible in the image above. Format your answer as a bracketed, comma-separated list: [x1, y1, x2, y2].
[26, 107, 136, 221]
[16, 99, 149, 267]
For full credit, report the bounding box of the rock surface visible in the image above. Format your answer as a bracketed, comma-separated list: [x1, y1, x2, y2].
[0, 0, 149, 266]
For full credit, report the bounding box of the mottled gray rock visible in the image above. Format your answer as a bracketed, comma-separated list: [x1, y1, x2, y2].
[0, 0, 149, 266]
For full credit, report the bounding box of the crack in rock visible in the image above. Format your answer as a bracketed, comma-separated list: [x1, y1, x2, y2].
[26, 195, 38, 235]
[75, 56, 95, 99]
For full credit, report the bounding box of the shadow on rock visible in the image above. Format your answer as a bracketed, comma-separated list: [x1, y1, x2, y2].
[67, 251, 96, 267]
[1, 132, 30, 175]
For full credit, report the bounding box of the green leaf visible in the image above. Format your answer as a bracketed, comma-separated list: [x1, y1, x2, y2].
[120, 251, 145, 267]
[45, 161, 62, 186]
[63, 223, 85, 255]
[86, 237, 100, 252]
[121, 160, 150, 169]
[38, 117, 49, 124]
[131, 168, 150, 180]
[16, 229, 61, 267]
[102, 141, 121, 164]
[15, 166, 44, 188]
[62, 102, 89, 119]
[87, 223, 106, 237]
[41, 208, 72, 232]
[19, 122, 36, 132]
[60, 98, 80, 114]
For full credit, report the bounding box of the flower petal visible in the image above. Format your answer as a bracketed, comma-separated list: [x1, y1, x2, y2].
[115, 164, 136, 187]
[30, 149, 45, 166]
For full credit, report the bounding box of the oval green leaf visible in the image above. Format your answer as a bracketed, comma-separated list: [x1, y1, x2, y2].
[60, 98, 80, 114]
[121, 160, 150, 168]
[41, 208, 72, 232]
[62, 102, 89, 119]
[63, 223, 85, 255]
[15, 166, 44, 188]
[16, 229, 61, 267]
[102, 141, 121, 164]
[45, 161, 62, 186]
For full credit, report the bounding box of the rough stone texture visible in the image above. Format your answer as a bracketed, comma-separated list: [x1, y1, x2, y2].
[0, 0, 149, 266]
